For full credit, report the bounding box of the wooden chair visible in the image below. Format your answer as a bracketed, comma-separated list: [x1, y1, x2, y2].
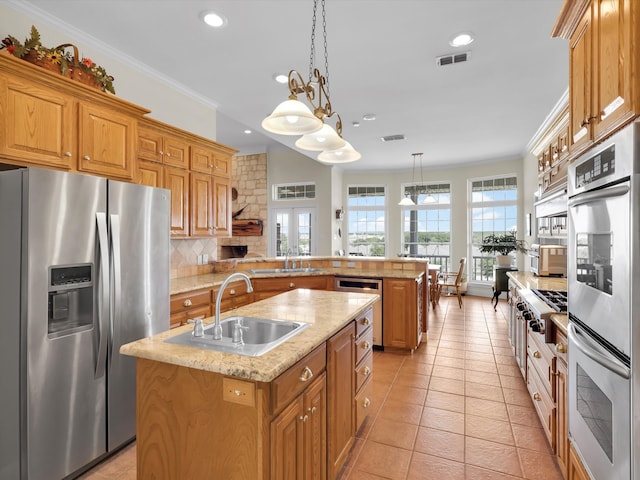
[435, 258, 466, 308]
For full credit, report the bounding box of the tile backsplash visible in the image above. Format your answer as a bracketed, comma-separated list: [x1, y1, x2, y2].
[170, 238, 217, 278]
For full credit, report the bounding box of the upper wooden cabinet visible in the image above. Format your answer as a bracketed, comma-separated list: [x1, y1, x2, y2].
[0, 53, 148, 178]
[191, 144, 231, 177]
[77, 102, 136, 179]
[554, 0, 640, 158]
[137, 123, 190, 168]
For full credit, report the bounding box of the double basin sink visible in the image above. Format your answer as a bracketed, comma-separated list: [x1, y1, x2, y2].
[165, 316, 310, 357]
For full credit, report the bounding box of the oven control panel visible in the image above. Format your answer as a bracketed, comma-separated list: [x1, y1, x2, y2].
[574, 144, 615, 189]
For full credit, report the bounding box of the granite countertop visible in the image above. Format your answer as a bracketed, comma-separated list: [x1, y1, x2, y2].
[506, 271, 568, 336]
[171, 267, 423, 295]
[120, 289, 379, 382]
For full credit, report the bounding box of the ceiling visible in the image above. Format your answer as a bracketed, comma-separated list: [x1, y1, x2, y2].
[15, 0, 569, 172]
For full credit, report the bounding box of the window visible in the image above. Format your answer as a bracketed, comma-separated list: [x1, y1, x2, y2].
[273, 182, 316, 200]
[401, 183, 451, 271]
[470, 176, 518, 281]
[270, 207, 316, 256]
[347, 186, 386, 256]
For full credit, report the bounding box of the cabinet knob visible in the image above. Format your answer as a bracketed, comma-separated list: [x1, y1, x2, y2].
[183, 298, 193, 307]
[299, 415, 308, 423]
[159, 150, 164, 155]
[289, 282, 295, 288]
[361, 341, 370, 350]
[533, 392, 541, 401]
[83, 155, 90, 161]
[361, 317, 371, 326]
[362, 398, 371, 408]
[299, 366, 313, 382]
[533, 351, 541, 359]
[308, 406, 317, 415]
[556, 343, 567, 354]
[64, 152, 72, 157]
[166, 152, 171, 157]
[363, 366, 371, 376]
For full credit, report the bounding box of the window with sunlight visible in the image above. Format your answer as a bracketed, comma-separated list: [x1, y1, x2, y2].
[347, 186, 386, 256]
[401, 183, 452, 271]
[470, 176, 518, 281]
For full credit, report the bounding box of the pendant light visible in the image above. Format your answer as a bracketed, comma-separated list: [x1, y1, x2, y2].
[417, 153, 437, 204]
[317, 141, 361, 163]
[398, 153, 419, 206]
[261, 0, 360, 162]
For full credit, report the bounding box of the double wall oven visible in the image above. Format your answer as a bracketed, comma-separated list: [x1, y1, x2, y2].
[567, 122, 640, 480]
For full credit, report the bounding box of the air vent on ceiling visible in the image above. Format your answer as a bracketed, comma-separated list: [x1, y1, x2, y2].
[380, 134, 406, 142]
[436, 51, 471, 67]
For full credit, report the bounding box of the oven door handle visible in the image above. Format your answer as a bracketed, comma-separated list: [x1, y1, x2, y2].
[568, 323, 630, 379]
[568, 183, 629, 207]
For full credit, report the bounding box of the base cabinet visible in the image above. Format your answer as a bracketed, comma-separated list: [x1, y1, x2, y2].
[382, 276, 423, 350]
[568, 443, 592, 480]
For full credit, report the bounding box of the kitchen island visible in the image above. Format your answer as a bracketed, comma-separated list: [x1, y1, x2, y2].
[121, 289, 379, 479]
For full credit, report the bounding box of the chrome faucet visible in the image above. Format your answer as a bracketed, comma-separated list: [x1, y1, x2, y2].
[212, 272, 254, 340]
[284, 248, 292, 270]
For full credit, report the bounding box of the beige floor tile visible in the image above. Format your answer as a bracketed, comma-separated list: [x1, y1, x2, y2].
[407, 452, 465, 480]
[414, 426, 465, 463]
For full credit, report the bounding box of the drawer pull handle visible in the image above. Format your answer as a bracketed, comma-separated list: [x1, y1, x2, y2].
[229, 289, 236, 295]
[556, 343, 567, 354]
[362, 341, 370, 350]
[533, 351, 541, 359]
[299, 366, 313, 382]
[289, 282, 295, 288]
[233, 389, 243, 397]
[83, 155, 91, 161]
[64, 152, 72, 157]
[308, 406, 317, 414]
[533, 392, 541, 401]
[299, 414, 308, 423]
[363, 366, 371, 376]
[363, 398, 371, 408]
[361, 317, 371, 326]
[183, 299, 193, 307]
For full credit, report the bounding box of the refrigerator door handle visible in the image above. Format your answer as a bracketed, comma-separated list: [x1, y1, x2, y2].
[109, 213, 122, 370]
[95, 212, 109, 378]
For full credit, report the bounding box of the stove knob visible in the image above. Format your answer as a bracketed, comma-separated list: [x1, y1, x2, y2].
[516, 302, 527, 311]
[529, 320, 541, 332]
[523, 311, 533, 321]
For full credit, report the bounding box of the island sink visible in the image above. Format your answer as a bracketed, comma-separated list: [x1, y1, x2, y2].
[164, 316, 310, 357]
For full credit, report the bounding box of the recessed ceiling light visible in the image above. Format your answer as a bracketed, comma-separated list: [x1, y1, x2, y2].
[244, 129, 252, 134]
[201, 11, 227, 28]
[362, 113, 376, 121]
[352, 121, 360, 127]
[273, 73, 289, 84]
[449, 32, 474, 47]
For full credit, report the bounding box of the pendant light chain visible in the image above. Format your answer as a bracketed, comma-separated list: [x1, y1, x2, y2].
[308, 0, 318, 81]
[322, 0, 330, 96]
[308, 0, 330, 96]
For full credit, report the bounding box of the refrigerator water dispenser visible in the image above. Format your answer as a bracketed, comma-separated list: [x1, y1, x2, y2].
[48, 264, 94, 337]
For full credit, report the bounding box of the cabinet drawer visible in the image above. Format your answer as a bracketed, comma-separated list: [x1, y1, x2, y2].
[355, 350, 373, 392]
[355, 307, 374, 338]
[555, 330, 568, 365]
[355, 377, 373, 432]
[170, 289, 211, 313]
[527, 331, 555, 397]
[527, 362, 556, 449]
[355, 326, 373, 365]
[253, 276, 330, 293]
[271, 343, 327, 414]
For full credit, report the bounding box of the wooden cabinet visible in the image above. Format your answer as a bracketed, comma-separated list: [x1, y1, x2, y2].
[555, 0, 640, 159]
[382, 276, 423, 350]
[252, 275, 334, 301]
[531, 103, 570, 198]
[0, 54, 147, 176]
[190, 171, 214, 237]
[271, 372, 326, 480]
[137, 123, 189, 168]
[526, 330, 557, 450]
[568, 443, 592, 480]
[327, 322, 355, 480]
[214, 280, 253, 313]
[0, 74, 75, 169]
[169, 288, 212, 329]
[555, 331, 569, 478]
[191, 144, 231, 177]
[354, 308, 374, 433]
[213, 174, 232, 237]
[77, 102, 136, 180]
[164, 166, 190, 237]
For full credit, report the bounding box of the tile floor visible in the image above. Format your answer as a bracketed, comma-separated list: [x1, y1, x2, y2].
[79, 295, 564, 480]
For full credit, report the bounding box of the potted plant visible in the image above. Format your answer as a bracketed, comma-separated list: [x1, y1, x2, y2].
[480, 232, 528, 267]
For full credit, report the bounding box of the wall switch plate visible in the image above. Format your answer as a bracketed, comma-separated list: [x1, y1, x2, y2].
[347, 262, 356, 268]
[203, 254, 209, 263]
[196, 255, 203, 265]
[332, 261, 341, 267]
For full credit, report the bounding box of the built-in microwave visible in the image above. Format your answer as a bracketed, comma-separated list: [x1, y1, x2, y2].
[529, 244, 567, 277]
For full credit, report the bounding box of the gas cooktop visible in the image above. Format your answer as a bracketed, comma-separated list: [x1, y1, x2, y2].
[532, 289, 567, 313]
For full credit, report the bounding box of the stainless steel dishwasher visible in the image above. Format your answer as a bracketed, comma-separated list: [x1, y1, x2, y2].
[334, 277, 383, 348]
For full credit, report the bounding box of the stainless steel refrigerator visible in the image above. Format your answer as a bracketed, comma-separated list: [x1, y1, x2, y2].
[0, 167, 170, 480]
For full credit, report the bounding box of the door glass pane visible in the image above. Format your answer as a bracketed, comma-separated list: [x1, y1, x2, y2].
[575, 232, 613, 294]
[275, 212, 289, 256]
[576, 363, 613, 461]
[296, 212, 311, 255]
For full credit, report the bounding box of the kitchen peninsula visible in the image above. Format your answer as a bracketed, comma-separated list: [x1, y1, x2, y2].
[121, 288, 379, 479]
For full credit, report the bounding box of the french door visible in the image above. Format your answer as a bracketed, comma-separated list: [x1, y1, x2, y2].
[270, 207, 317, 257]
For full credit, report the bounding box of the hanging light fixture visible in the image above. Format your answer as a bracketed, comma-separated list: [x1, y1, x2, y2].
[398, 153, 420, 206]
[417, 153, 437, 204]
[261, 0, 360, 162]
